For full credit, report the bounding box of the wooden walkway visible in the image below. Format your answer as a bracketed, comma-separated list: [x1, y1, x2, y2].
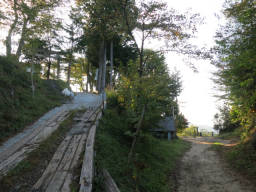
[33, 106, 102, 192]
[0, 109, 69, 176]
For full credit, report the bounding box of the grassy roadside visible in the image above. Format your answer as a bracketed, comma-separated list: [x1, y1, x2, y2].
[217, 128, 241, 140]
[0, 56, 69, 143]
[0, 110, 83, 192]
[211, 140, 256, 186]
[93, 108, 190, 192]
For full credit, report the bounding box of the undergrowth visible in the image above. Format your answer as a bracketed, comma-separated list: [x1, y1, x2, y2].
[93, 107, 190, 192]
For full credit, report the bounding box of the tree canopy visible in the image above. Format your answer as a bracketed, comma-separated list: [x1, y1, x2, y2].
[213, 0, 256, 139]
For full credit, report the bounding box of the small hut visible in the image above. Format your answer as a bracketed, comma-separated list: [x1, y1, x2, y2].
[152, 117, 176, 140]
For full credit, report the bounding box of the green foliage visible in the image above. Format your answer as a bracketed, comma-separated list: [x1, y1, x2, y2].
[106, 89, 119, 109]
[116, 51, 182, 132]
[213, 0, 256, 139]
[0, 56, 68, 142]
[175, 113, 189, 133]
[94, 107, 190, 192]
[213, 140, 256, 182]
[180, 125, 198, 137]
[213, 104, 240, 134]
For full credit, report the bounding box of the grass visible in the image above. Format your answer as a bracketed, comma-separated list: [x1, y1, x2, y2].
[93, 108, 190, 192]
[211, 140, 256, 185]
[217, 128, 241, 140]
[0, 110, 82, 192]
[0, 56, 69, 143]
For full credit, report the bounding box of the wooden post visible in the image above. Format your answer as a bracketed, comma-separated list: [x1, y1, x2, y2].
[57, 56, 61, 79]
[97, 41, 104, 93]
[168, 132, 171, 140]
[110, 40, 114, 88]
[103, 169, 120, 192]
[101, 42, 107, 93]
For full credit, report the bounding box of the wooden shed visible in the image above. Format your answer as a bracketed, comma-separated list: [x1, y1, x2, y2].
[152, 117, 176, 140]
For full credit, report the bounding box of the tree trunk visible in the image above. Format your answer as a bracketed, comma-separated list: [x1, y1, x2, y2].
[139, 30, 145, 78]
[128, 105, 146, 163]
[110, 40, 114, 88]
[101, 42, 107, 93]
[46, 47, 51, 80]
[6, 0, 18, 57]
[86, 57, 89, 92]
[16, 16, 28, 60]
[97, 41, 104, 93]
[56, 56, 61, 79]
[67, 23, 74, 85]
[67, 60, 71, 85]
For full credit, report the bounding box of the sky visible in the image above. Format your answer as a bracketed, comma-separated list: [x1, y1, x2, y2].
[163, 0, 226, 131]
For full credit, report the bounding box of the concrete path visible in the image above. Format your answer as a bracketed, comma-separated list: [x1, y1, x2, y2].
[0, 93, 102, 177]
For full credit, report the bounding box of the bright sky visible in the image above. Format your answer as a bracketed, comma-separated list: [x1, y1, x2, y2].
[164, 0, 226, 131]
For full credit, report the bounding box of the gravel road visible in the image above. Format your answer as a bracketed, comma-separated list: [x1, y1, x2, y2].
[178, 137, 254, 192]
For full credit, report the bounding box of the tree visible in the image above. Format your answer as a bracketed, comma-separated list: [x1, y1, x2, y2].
[116, 50, 182, 162]
[121, 0, 203, 161]
[77, 0, 137, 93]
[175, 113, 189, 133]
[212, 0, 256, 138]
[213, 104, 240, 133]
[0, 0, 60, 60]
[122, 0, 206, 78]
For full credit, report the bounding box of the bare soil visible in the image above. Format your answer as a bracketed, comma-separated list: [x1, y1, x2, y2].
[177, 137, 255, 192]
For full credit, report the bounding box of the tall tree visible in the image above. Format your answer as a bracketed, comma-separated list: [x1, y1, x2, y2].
[77, 0, 136, 93]
[122, 0, 205, 78]
[212, 0, 256, 138]
[121, 0, 203, 161]
[0, 0, 60, 60]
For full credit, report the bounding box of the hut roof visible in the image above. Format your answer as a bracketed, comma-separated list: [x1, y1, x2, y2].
[154, 117, 176, 132]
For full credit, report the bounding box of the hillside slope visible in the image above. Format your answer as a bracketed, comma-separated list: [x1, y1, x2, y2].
[0, 56, 68, 142]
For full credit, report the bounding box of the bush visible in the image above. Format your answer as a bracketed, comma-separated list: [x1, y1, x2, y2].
[94, 107, 190, 192]
[106, 89, 119, 109]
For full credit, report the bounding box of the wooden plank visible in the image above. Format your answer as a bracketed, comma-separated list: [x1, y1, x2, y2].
[34, 110, 90, 191]
[60, 118, 90, 192]
[45, 171, 68, 192]
[61, 172, 73, 192]
[46, 135, 81, 192]
[60, 133, 88, 192]
[70, 133, 88, 169]
[0, 110, 65, 163]
[33, 136, 72, 190]
[79, 125, 97, 192]
[103, 169, 120, 192]
[0, 148, 27, 175]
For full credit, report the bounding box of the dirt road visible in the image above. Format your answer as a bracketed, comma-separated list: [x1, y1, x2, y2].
[178, 137, 254, 192]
